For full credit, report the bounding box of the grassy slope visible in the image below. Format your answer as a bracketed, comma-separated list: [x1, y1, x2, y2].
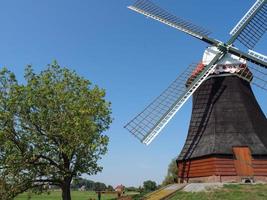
[170, 184, 267, 200]
[16, 191, 117, 200]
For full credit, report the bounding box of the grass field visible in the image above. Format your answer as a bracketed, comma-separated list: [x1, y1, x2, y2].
[15, 184, 267, 200]
[16, 191, 117, 200]
[170, 184, 267, 200]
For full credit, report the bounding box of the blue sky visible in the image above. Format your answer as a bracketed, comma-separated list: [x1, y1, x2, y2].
[0, 0, 266, 187]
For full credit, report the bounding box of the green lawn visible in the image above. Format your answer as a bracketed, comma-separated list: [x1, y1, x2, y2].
[16, 191, 117, 200]
[170, 184, 267, 200]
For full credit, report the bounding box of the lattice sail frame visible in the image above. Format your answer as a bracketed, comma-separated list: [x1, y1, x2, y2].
[230, 0, 267, 49]
[128, 0, 211, 39]
[125, 64, 197, 143]
[125, 64, 199, 143]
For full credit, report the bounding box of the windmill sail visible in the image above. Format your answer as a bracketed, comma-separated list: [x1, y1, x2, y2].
[229, 0, 267, 49]
[125, 64, 198, 144]
[128, 0, 211, 40]
[125, 51, 224, 145]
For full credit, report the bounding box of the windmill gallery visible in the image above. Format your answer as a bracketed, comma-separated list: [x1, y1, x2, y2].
[125, 0, 267, 183]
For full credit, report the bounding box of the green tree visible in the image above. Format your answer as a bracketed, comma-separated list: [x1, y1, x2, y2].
[0, 63, 112, 200]
[126, 186, 138, 192]
[0, 177, 29, 200]
[94, 182, 106, 191]
[143, 180, 157, 192]
[162, 158, 178, 185]
[107, 185, 114, 191]
[71, 178, 95, 190]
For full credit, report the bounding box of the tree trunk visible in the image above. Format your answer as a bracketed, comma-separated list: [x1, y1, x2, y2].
[61, 177, 72, 200]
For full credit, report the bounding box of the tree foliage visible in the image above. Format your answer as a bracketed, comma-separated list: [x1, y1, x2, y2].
[162, 158, 178, 185]
[0, 63, 112, 200]
[143, 180, 157, 192]
[71, 178, 109, 191]
[125, 186, 138, 192]
[71, 178, 95, 190]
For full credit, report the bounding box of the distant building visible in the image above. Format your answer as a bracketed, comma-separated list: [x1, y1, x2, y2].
[115, 184, 125, 193]
[79, 185, 86, 191]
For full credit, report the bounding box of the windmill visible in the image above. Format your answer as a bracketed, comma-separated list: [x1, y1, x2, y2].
[125, 0, 267, 183]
